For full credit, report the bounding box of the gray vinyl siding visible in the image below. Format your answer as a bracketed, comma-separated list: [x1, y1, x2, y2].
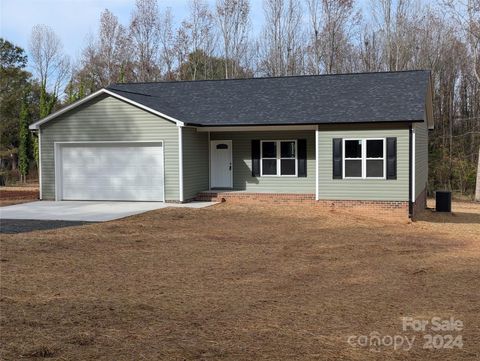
[182, 127, 209, 200]
[414, 120, 428, 199]
[317, 124, 410, 201]
[40, 95, 180, 201]
[210, 131, 315, 193]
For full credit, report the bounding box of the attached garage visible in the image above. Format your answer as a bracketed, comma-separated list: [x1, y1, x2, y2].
[55, 142, 164, 201]
[32, 94, 180, 202]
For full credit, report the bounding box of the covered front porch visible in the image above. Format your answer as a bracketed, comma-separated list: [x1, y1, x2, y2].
[185, 126, 317, 201]
[195, 189, 316, 203]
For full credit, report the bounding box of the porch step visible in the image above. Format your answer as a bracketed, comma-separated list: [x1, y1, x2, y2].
[195, 192, 223, 202]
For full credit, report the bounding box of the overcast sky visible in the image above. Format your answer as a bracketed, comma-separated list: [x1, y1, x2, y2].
[0, 0, 265, 70]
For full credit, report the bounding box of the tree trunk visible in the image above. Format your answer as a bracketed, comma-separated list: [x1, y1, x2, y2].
[475, 147, 480, 202]
[11, 153, 17, 171]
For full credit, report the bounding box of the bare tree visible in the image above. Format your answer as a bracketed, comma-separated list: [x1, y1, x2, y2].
[370, 0, 423, 71]
[130, 0, 161, 81]
[443, 0, 480, 82]
[358, 27, 382, 72]
[306, 0, 359, 74]
[98, 9, 132, 84]
[174, 21, 193, 80]
[216, 0, 251, 78]
[305, 0, 322, 74]
[258, 0, 305, 76]
[79, 9, 132, 88]
[29, 24, 70, 103]
[443, 0, 480, 200]
[259, 0, 286, 76]
[183, 0, 216, 80]
[159, 8, 176, 79]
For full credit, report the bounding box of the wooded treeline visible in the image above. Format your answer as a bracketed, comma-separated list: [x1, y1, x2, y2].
[1, 0, 479, 197]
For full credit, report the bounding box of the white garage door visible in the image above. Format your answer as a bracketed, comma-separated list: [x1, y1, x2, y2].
[58, 143, 164, 201]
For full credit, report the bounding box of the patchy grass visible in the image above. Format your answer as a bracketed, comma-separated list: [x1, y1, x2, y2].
[0, 185, 39, 206]
[0, 201, 479, 360]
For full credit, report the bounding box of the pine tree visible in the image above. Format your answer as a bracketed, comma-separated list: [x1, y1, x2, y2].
[18, 99, 30, 183]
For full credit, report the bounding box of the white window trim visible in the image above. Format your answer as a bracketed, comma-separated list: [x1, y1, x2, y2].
[260, 140, 298, 177]
[342, 138, 386, 180]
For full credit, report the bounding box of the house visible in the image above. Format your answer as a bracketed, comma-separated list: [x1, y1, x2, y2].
[29, 70, 434, 218]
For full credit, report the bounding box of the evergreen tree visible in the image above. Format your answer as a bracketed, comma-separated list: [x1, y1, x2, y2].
[0, 38, 31, 172]
[18, 98, 30, 183]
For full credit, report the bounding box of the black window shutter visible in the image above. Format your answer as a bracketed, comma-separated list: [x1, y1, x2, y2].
[386, 137, 397, 180]
[332, 138, 342, 179]
[251, 140, 260, 177]
[297, 139, 307, 177]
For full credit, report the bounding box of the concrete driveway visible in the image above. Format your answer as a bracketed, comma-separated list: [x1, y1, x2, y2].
[0, 201, 216, 222]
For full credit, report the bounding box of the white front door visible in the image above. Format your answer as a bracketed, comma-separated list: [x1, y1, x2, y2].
[210, 140, 233, 189]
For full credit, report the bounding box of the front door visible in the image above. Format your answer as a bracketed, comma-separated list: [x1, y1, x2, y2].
[210, 140, 233, 189]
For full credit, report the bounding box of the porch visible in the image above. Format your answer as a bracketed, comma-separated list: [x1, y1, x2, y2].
[195, 189, 316, 203]
[183, 126, 316, 200]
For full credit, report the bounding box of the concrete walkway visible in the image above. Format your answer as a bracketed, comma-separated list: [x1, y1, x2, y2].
[0, 201, 217, 222]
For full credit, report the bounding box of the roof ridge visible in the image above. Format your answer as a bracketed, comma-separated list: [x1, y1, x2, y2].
[107, 88, 152, 97]
[109, 69, 431, 86]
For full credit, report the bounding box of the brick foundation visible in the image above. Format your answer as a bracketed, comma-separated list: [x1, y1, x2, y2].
[316, 199, 409, 218]
[195, 191, 410, 218]
[196, 191, 316, 203]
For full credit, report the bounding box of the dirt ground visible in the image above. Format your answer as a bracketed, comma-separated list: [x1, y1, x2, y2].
[0, 195, 479, 360]
[0, 186, 39, 206]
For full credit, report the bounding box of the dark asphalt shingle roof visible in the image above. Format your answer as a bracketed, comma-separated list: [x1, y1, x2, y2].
[106, 70, 430, 126]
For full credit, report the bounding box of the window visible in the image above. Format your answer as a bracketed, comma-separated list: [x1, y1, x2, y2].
[261, 140, 297, 176]
[366, 139, 384, 177]
[261, 141, 277, 175]
[344, 140, 362, 177]
[343, 138, 385, 179]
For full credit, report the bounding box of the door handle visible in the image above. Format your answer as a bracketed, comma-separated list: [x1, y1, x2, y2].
[229, 163, 232, 171]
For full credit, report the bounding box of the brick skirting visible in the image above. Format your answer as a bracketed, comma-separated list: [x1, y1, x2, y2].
[316, 199, 409, 218]
[195, 191, 410, 218]
[196, 192, 316, 203]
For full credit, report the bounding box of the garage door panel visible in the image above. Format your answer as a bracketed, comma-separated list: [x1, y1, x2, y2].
[59, 143, 164, 201]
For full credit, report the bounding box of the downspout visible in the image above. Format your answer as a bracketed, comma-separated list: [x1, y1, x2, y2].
[178, 125, 184, 202]
[412, 126, 416, 206]
[208, 131, 211, 190]
[34, 129, 43, 200]
[315, 125, 319, 201]
[408, 125, 413, 217]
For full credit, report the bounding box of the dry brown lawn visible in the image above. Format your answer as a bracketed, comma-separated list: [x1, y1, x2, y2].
[0, 198, 479, 360]
[0, 186, 39, 206]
